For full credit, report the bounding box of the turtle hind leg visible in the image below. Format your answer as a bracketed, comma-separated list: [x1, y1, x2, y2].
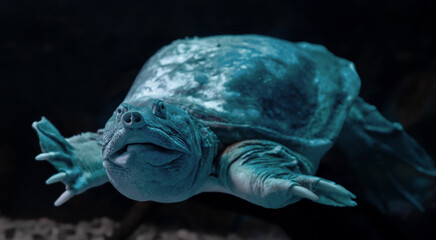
[337, 97, 436, 215]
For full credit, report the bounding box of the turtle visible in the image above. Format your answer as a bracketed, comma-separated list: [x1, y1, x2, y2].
[33, 35, 436, 212]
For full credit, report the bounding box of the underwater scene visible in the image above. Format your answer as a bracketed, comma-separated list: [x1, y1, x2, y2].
[1, 0, 435, 239]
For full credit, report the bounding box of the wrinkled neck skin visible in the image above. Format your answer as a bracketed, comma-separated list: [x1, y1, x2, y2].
[102, 101, 219, 203]
[189, 117, 220, 193]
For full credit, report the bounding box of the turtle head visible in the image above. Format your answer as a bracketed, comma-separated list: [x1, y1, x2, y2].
[102, 99, 204, 202]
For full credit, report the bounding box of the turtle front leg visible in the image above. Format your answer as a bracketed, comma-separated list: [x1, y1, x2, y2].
[32, 117, 108, 206]
[215, 140, 357, 208]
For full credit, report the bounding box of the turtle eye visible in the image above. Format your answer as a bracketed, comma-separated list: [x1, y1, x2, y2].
[152, 100, 166, 119]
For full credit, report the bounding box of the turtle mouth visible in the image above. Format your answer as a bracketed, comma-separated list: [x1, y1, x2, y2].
[113, 142, 160, 157]
[110, 142, 183, 167]
[102, 127, 189, 164]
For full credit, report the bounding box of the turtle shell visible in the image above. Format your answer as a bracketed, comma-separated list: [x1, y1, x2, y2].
[124, 35, 361, 160]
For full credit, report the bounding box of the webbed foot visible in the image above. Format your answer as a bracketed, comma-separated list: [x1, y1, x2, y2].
[217, 140, 357, 208]
[33, 117, 107, 206]
[232, 171, 357, 208]
[288, 174, 356, 207]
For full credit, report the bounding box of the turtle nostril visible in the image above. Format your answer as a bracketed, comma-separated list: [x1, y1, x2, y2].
[122, 112, 143, 128]
[131, 112, 142, 123]
[123, 113, 132, 124]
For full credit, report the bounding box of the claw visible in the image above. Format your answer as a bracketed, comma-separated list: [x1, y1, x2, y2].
[54, 189, 76, 206]
[291, 185, 319, 201]
[31, 121, 38, 130]
[318, 180, 357, 199]
[35, 153, 53, 161]
[46, 172, 68, 185]
[35, 152, 70, 162]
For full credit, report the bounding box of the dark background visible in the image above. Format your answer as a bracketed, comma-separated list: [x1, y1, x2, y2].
[1, 0, 435, 239]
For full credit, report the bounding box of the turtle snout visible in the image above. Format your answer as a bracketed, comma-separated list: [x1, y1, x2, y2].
[122, 111, 145, 129]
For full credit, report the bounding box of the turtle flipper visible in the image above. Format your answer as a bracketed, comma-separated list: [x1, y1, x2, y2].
[214, 140, 356, 208]
[32, 117, 108, 206]
[337, 97, 436, 214]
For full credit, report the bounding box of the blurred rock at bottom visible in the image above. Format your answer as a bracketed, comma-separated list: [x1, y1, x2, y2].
[0, 214, 289, 240]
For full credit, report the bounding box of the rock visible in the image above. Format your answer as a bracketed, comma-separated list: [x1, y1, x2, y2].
[0, 214, 290, 240]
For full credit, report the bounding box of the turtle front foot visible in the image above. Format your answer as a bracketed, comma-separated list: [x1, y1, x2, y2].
[216, 140, 357, 208]
[33, 117, 108, 206]
[229, 171, 357, 208]
[287, 174, 356, 207]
